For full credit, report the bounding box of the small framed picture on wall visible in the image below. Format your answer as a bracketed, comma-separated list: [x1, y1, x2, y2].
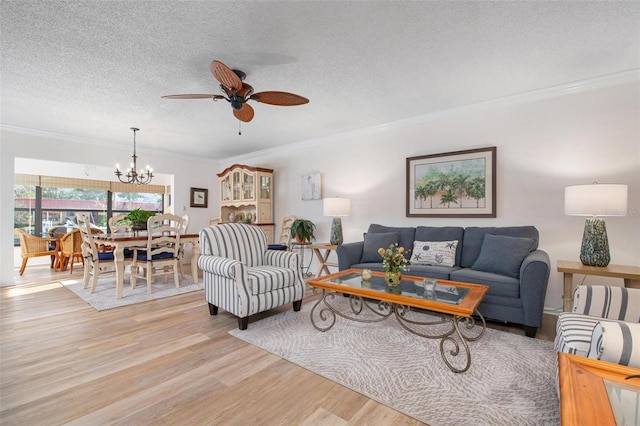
[190, 187, 208, 208]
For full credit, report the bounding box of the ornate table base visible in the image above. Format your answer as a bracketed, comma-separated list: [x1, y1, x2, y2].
[310, 290, 486, 373]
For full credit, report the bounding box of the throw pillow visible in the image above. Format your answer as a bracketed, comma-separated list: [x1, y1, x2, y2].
[471, 234, 536, 278]
[361, 232, 399, 263]
[410, 240, 458, 267]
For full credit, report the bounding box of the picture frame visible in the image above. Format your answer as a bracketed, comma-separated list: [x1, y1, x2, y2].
[406, 147, 496, 218]
[301, 172, 322, 200]
[190, 187, 208, 208]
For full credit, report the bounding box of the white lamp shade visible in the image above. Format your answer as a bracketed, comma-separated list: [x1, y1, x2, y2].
[323, 197, 351, 217]
[564, 184, 627, 217]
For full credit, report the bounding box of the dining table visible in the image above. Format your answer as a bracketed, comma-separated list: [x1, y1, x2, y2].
[92, 231, 201, 299]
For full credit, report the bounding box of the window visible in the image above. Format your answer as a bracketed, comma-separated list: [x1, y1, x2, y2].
[14, 174, 165, 244]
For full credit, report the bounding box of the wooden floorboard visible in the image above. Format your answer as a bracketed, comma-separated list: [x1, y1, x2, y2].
[1, 264, 556, 425]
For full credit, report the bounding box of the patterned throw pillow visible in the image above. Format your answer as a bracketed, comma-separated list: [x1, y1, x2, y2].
[410, 240, 458, 267]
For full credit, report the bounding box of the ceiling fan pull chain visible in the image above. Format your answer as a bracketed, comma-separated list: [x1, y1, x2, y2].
[238, 120, 242, 136]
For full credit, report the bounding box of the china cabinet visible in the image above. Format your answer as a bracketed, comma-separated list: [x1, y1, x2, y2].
[217, 164, 274, 243]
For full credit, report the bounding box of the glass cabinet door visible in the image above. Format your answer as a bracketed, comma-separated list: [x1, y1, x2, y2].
[242, 172, 255, 200]
[220, 175, 231, 201]
[260, 175, 271, 200]
[232, 171, 241, 201]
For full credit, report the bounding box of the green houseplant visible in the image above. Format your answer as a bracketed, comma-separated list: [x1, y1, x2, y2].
[125, 208, 156, 231]
[289, 219, 316, 243]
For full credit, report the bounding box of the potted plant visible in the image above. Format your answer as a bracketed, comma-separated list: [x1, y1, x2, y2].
[125, 208, 156, 231]
[290, 219, 316, 243]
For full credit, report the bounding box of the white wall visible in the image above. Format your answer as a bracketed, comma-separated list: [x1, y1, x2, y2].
[2, 79, 639, 313]
[223, 80, 640, 312]
[1, 132, 219, 285]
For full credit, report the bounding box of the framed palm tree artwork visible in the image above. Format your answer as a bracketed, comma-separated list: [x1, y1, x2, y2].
[406, 147, 496, 218]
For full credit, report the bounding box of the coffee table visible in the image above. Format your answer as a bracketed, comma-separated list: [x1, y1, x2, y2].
[307, 268, 489, 373]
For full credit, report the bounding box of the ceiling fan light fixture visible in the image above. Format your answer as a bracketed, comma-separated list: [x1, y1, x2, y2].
[114, 127, 154, 185]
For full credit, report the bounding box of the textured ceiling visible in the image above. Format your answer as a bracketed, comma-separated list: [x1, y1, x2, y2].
[1, 1, 639, 160]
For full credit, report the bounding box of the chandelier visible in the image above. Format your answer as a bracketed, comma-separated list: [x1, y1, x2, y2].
[114, 127, 154, 184]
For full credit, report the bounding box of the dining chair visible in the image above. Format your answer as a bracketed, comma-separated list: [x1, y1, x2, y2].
[77, 215, 120, 292]
[58, 229, 83, 273]
[178, 214, 190, 278]
[130, 213, 184, 294]
[108, 214, 129, 233]
[15, 229, 59, 275]
[60, 227, 105, 273]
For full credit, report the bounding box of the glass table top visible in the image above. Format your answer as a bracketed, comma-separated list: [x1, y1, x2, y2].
[604, 378, 640, 425]
[323, 272, 470, 305]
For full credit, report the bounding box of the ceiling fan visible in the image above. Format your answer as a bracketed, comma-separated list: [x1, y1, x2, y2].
[162, 60, 309, 123]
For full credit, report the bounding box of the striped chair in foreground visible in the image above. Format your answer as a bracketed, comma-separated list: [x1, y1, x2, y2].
[555, 285, 640, 369]
[198, 223, 305, 330]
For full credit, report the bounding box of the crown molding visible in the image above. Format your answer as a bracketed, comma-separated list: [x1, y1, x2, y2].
[2, 69, 638, 165]
[222, 69, 639, 164]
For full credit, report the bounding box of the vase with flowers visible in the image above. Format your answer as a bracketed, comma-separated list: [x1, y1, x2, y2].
[377, 243, 409, 287]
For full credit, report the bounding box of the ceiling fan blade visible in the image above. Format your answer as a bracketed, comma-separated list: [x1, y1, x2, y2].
[161, 94, 225, 100]
[249, 91, 309, 106]
[233, 104, 255, 122]
[211, 60, 242, 91]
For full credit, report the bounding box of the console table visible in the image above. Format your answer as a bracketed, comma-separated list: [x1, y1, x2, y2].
[557, 260, 640, 312]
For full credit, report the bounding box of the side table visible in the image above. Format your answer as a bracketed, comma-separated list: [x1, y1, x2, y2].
[306, 243, 339, 278]
[557, 260, 640, 312]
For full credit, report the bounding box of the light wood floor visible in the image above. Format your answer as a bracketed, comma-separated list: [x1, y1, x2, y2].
[1, 264, 557, 425]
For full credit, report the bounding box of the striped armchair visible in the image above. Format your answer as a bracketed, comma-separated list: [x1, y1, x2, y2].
[555, 285, 640, 368]
[198, 223, 306, 330]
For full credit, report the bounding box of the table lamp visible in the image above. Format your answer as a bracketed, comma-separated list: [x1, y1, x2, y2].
[323, 197, 351, 245]
[564, 183, 627, 267]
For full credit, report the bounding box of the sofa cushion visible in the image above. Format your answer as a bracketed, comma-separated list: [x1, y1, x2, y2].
[410, 240, 458, 267]
[460, 226, 539, 268]
[471, 234, 536, 278]
[368, 224, 415, 259]
[361, 232, 398, 263]
[415, 226, 464, 265]
[450, 268, 520, 299]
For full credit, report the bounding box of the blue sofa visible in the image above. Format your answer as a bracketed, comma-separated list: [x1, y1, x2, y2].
[337, 224, 551, 337]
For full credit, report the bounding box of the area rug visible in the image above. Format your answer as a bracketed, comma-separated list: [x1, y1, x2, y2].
[229, 297, 560, 426]
[61, 274, 203, 311]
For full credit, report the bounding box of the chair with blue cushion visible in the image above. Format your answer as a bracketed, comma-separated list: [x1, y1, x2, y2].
[78, 215, 124, 293]
[198, 223, 306, 330]
[130, 214, 184, 294]
[555, 285, 640, 370]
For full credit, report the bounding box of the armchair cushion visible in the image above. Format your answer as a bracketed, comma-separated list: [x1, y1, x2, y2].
[572, 285, 640, 322]
[588, 321, 640, 368]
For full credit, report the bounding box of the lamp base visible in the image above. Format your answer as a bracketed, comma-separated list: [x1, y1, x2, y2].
[329, 217, 343, 246]
[580, 217, 610, 267]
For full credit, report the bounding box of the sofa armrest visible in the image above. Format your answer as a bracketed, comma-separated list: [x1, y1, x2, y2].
[337, 242, 364, 270]
[198, 255, 243, 279]
[572, 286, 640, 322]
[588, 321, 640, 368]
[519, 249, 551, 327]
